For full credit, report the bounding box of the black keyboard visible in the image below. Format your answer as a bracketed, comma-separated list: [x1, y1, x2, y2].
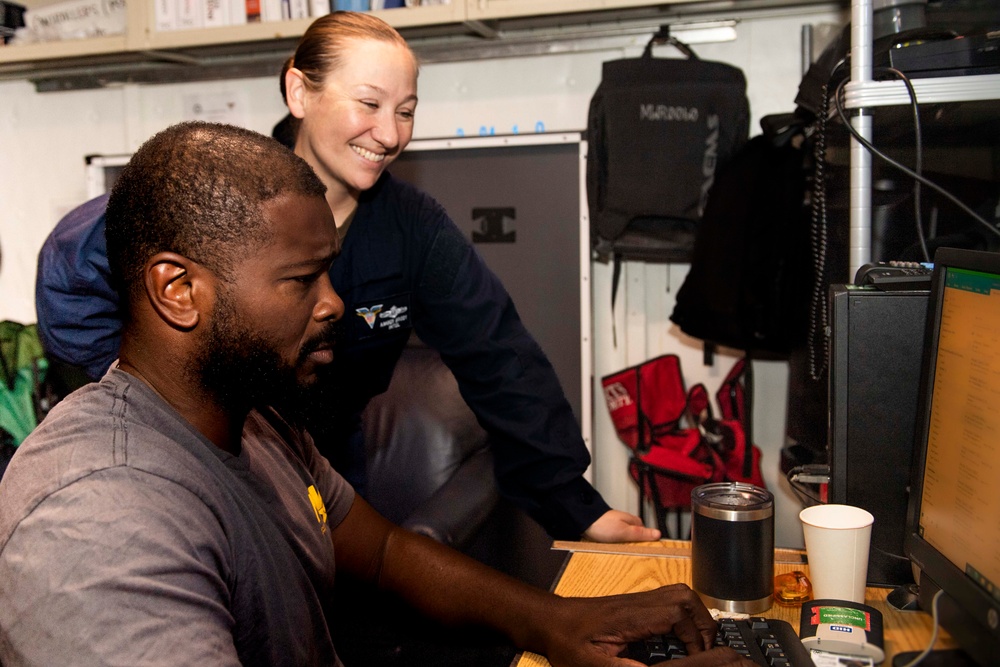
[626, 617, 815, 666]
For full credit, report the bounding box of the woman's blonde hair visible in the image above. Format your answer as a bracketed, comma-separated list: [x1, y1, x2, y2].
[280, 10, 416, 104]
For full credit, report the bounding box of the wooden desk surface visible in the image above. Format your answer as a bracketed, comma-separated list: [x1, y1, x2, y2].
[514, 540, 952, 667]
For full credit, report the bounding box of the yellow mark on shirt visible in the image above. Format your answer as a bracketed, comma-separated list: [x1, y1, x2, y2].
[307, 485, 328, 534]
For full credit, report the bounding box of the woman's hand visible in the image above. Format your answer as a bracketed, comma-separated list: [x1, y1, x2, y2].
[583, 509, 662, 543]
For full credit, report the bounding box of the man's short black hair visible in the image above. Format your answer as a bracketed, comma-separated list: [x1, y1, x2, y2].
[105, 121, 326, 314]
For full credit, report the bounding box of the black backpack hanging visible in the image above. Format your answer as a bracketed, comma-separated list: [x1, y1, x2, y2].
[669, 121, 813, 358]
[586, 27, 751, 267]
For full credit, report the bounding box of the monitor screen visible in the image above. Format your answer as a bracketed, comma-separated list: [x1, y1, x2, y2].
[905, 247, 1000, 666]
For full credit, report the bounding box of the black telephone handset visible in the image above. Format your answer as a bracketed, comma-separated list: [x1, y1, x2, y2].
[854, 261, 934, 291]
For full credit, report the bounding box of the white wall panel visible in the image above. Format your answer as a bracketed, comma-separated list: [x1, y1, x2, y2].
[0, 81, 129, 322]
[412, 49, 620, 139]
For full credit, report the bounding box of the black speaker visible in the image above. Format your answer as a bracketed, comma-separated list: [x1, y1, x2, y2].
[828, 285, 929, 588]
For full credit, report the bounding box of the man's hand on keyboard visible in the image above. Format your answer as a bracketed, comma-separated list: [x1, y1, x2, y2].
[626, 617, 813, 667]
[646, 648, 758, 666]
[531, 583, 756, 667]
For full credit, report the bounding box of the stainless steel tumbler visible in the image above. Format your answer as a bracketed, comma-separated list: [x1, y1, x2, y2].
[691, 482, 774, 614]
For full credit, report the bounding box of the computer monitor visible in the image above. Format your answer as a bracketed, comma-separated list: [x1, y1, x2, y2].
[903, 247, 1000, 666]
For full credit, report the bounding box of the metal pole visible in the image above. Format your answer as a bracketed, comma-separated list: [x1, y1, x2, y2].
[849, 0, 873, 279]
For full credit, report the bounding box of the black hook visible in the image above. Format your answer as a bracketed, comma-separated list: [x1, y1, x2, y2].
[642, 24, 699, 60]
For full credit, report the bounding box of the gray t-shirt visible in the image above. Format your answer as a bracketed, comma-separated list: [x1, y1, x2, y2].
[0, 369, 355, 666]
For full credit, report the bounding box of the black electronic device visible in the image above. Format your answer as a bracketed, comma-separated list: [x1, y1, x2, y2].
[854, 261, 934, 291]
[828, 285, 929, 588]
[902, 246, 1000, 666]
[626, 617, 815, 667]
[889, 30, 1000, 78]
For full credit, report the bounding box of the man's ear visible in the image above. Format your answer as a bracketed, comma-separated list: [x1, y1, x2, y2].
[144, 252, 209, 331]
[285, 67, 308, 120]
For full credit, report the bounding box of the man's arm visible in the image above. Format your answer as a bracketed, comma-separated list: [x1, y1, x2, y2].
[331, 494, 750, 667]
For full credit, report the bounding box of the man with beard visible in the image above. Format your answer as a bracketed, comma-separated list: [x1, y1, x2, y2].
[0, 122, 751, 667]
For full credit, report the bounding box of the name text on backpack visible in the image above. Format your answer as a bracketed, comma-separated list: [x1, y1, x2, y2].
[639, 105, 699, 122]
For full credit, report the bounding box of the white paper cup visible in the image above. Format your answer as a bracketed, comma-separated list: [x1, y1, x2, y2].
[799, 504, 874, 603]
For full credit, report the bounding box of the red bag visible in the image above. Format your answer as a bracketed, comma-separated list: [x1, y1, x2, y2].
[601, 354, 687, 453]
[601, 355, 721, 511]
[602, 355, 766, 513]
[629, 429, 724, 509]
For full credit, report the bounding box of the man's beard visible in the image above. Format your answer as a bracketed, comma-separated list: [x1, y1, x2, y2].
[191, 291, 343, 424]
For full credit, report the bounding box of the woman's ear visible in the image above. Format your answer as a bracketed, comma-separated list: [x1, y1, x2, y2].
[285, 67, 308, 120]
[144, 252, 207, 331]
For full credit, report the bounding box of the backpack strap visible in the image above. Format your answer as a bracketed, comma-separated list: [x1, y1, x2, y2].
[611, 253, 623, 347]
[641, 25, 699, 60]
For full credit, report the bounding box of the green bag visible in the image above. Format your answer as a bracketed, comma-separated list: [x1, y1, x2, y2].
[1, 321, 48, 445]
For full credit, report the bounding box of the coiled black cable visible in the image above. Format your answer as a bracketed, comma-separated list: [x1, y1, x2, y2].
[807, 80, 832, 382]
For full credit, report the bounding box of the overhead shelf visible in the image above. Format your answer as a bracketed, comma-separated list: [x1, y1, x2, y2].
[844, 72, 1000, 108]
[0, 0, 843, 90]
